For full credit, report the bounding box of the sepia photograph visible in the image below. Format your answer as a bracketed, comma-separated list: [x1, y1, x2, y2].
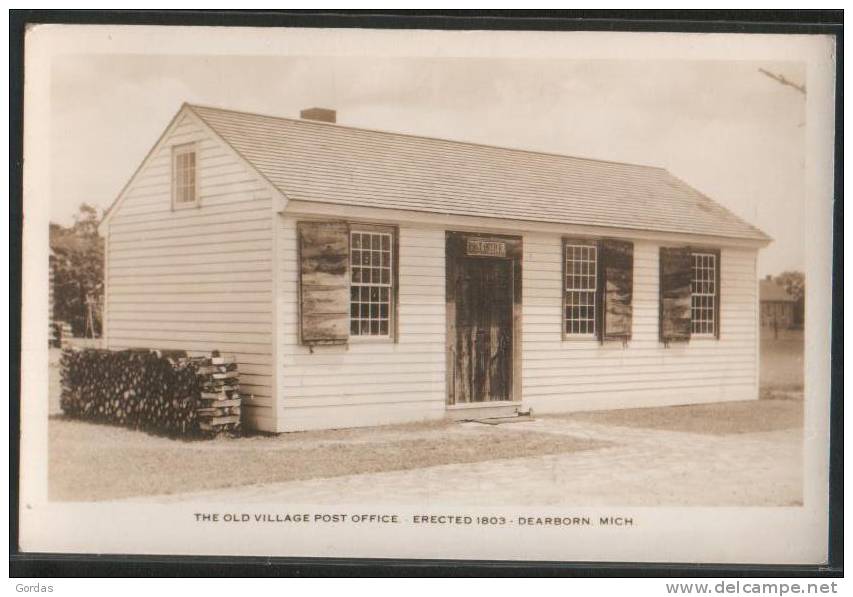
[17, 21, 837, 566]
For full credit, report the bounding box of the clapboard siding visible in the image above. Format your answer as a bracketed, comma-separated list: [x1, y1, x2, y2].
[104, 111, 276, 431]
[276, 215, 758, 431]
[276, 215, 446, 431]
[522, 234, 758, 412]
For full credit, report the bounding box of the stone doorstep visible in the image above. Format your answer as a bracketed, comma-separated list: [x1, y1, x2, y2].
[469, 411, 535, 426]
[471, 416, 535, 426]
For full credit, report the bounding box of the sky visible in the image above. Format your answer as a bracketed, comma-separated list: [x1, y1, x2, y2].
[49, 54, 806, 276]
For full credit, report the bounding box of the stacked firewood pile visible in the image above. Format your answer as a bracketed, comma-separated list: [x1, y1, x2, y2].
[193, 353, 241, 432]
[60, 348, 242, 437]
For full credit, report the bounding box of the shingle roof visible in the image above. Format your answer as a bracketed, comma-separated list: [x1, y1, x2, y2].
[760, 279, 797, 302]
[189, 104, 770, 242]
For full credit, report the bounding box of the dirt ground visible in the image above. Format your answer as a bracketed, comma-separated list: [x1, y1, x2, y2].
[147, 411, 800, 507]
[49, 398, 802, 504]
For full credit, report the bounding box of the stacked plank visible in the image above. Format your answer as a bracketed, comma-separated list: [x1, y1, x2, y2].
[53, 321, 72, 349]
[60, 348, 242, 437]
[192, 352, 242, 433]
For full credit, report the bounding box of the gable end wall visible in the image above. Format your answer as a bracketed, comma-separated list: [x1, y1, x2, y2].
[104, 111, 276, 432]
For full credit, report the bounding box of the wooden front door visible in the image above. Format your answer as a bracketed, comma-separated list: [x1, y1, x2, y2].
[454, 258, 513, 403]
[446, 232, 522, 405]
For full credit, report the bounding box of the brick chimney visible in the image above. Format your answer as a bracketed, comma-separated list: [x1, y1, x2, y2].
[300, 107, 336, 123]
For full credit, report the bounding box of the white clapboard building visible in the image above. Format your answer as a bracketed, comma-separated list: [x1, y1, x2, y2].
[99, 104, 771, 432]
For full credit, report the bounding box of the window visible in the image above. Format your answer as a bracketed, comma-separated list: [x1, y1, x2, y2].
[350, 229, 394, 337]
[564, 242, 598, 335]
[172, 144, 197, 206]
[691, 252, 716, 335]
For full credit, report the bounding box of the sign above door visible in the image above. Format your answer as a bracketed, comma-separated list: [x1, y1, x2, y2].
[466, 238, 507, 258]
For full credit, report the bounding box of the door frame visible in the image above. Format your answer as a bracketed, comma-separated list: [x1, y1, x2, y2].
[445, 230, 522, 406]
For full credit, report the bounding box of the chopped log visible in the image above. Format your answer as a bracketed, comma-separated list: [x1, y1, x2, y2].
[212, 370, 239, 380]
[199, 398, 241, 407]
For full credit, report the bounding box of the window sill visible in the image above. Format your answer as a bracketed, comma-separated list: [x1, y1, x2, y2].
[447, 401, 521, 410]
[349, 335, 395, 344]
[561, 335, 599, 342]
[172, 201, 200, 211]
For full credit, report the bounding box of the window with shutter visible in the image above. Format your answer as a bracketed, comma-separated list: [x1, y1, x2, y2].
[659, 247, 693, 343]
[298, 221, 351, 345]
[600, 239, 634, 340]
[350, 227, 396, 338]
[563, 239, 598, 337]
[563, 238, 634, 341]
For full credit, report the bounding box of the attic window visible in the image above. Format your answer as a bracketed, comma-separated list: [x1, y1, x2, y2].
[172, 143, 197, 207]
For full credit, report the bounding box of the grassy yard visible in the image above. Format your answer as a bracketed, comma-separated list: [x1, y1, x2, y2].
[760, 327, 804, 393]
[560, 398, 802, 436]
[49, 416, 608, 501]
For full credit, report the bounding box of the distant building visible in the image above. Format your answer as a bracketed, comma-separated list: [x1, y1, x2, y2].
[759, 276, 796, 329]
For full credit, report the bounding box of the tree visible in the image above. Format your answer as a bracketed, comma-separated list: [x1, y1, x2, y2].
[775, 271, 804, 300]
[50, 203, 104, 336]
[775, 270, 805, 327]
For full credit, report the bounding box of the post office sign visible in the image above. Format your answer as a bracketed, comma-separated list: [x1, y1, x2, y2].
[466, 238, 507, 258]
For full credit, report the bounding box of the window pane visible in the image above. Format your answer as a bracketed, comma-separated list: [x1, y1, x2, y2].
[174, 148, 196, 204]
[350, 230, 394, 336]
[691, 253, 717, 335]
[564, 244, 597, 335]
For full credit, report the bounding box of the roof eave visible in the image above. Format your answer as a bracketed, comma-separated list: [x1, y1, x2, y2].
[281, 198, 774, 248]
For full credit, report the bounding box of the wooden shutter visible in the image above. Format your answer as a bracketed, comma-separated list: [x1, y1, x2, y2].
[659, 246, 692, 343]
[600, 239, 634, 340]
[298, 221, 350, 345]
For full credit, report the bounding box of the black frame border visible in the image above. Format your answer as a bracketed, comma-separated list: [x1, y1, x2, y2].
[9, 9, 843, 578]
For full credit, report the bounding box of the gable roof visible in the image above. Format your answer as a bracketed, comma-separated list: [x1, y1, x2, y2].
[760, 279, 797, 302]
[185, 104, 768, 242]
